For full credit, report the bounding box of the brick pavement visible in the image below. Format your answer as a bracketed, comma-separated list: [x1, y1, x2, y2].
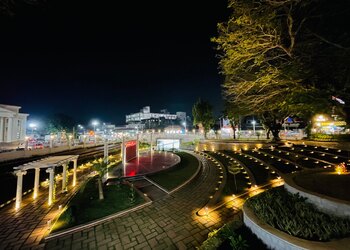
[0, 167, 93, 250]
[45, 154, 236, 249]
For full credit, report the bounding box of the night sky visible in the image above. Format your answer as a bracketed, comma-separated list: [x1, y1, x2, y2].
[0, 0, 229, 125]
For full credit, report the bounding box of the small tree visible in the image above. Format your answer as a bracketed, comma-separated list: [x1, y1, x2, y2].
[192, 98, 215, 139]
[92, 157, 109, 200]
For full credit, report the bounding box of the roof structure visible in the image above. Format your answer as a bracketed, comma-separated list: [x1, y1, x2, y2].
[14, 155, 79, 171]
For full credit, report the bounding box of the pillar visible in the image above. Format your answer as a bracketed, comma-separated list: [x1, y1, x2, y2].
[15, 170, 27, 210]
[33, 168, 40, 199]
[46, 167, 55, 206]
[104, 138, 108, 163]
[62, 164, 67, 192]
[136, 134, 139, 157]
[72, 159, 77, 187]
[122, 136, 126, 166]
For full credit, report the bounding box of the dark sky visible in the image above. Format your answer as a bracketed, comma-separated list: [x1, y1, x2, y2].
[0, 0, 229, 125]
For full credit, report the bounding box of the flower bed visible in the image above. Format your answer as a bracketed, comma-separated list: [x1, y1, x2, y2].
[246, 187, 350, 241]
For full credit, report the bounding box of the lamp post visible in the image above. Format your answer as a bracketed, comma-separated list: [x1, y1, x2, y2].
[182, 121, 187, 134]
[29, 123, 37, 138]
[92, 120, 99, 145]
[252, 120, 256, 136]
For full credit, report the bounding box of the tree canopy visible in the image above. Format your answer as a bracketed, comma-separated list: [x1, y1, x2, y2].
[212, 0, 350, 139]
[192, 98, 215, 138]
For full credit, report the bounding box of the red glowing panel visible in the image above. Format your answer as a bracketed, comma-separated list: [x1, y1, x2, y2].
[125, 141, 136, 147]
[125, 140, 137, 162]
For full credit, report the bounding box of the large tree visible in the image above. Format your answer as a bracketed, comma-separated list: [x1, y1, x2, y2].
[192, 98, 215, 139]
[45, 113, 77, 134]
[212, 0, 350, 140]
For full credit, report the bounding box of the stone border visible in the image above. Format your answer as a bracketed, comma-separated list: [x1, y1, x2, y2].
[195, 151, 227, 215]
[284, 172, 350, 217]
[243, 203, 350, 250]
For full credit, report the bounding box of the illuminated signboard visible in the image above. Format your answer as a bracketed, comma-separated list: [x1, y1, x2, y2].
[125, 140, 137, 162]
[156, 139, 180, 151]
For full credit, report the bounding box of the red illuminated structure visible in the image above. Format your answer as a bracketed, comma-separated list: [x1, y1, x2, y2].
[122, 138, 139, 166]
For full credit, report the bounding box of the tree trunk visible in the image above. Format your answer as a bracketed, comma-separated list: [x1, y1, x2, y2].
[97, 177, 104, 200]
[266, 128, 271, 139]
[271, 128, 281, 141]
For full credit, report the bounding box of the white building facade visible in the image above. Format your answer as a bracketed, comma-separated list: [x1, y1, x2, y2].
[126, 106, 178, 123]
[0, 104, 29, 143]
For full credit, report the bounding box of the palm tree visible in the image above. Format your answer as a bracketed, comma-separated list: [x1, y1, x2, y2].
[92, 157, 109, 200]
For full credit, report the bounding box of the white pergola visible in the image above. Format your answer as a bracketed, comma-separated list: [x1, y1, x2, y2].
[13, 155, 79, 210]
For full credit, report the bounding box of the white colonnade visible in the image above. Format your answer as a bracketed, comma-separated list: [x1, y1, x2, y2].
[13, 155, 79, 210]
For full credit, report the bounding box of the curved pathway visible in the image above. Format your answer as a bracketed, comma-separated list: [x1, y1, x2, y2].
[44, 153, 236, 249]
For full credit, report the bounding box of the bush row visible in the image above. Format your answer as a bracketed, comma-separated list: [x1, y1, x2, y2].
[246, 187, 350, 241]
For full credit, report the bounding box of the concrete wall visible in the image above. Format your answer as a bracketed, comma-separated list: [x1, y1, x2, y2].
[284, 178, 350, 218]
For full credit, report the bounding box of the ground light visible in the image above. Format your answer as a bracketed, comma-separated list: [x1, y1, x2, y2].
[335, 162, 347, 175]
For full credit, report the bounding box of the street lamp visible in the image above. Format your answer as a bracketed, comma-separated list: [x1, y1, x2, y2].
[182, 121, 187, 133]
[91, 120, 99, 145]
[29, 123, 37, 138]
[252, 120, 256, 135]
[91, 120, 99, 132]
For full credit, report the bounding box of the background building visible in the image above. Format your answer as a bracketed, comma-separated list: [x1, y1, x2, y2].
[126, 106, 187, 130]
[0, 104, 28, 143]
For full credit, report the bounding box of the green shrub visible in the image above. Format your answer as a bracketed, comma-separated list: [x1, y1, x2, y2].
[198, 220, 243, 250]
[229, 234, 249, 250]
[246, 187, 350, 241]
[310, 133, 350, 142]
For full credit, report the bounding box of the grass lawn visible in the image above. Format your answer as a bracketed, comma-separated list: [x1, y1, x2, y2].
[224, 150, 271, 185]
[294, 171, 350, 201]
[147, 152, 199, 191]
[206, 152, 250, 195]
[52, 177, 144, 233]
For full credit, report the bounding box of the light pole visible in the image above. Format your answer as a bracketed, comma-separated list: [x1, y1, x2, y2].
[252, 120, 256, 136]
[92, 120, 99, 145]
[182, 121, 187, 134]
[29, 123, 37, 138]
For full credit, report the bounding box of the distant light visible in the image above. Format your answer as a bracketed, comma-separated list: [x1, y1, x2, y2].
[92, 120, 99, 126]
[29, 123, 37, 128]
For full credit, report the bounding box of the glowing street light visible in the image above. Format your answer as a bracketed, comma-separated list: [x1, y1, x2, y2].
[252, 120, 256, 135]
[91, 120, 99, 132]
[91, 120, 99, 145]
[182, 121, 187, 133]
[29, 122, 37, 137]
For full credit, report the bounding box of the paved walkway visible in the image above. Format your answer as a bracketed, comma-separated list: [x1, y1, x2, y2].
[44, 154, 236, 249]
[0, 167, 93, 250]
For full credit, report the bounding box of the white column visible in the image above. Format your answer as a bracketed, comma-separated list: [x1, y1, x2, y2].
[6, 118, 13, 142]
[122, 136, 126, 166]
[104, 138, 108, 163]
[33, 168, 40, 199]
[15, 170, 27, 210]
[46, 167, 55, 206]
[0, 117, 3, 142]
[62, 164, 67, 192]
[136, 134, 139, 157]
